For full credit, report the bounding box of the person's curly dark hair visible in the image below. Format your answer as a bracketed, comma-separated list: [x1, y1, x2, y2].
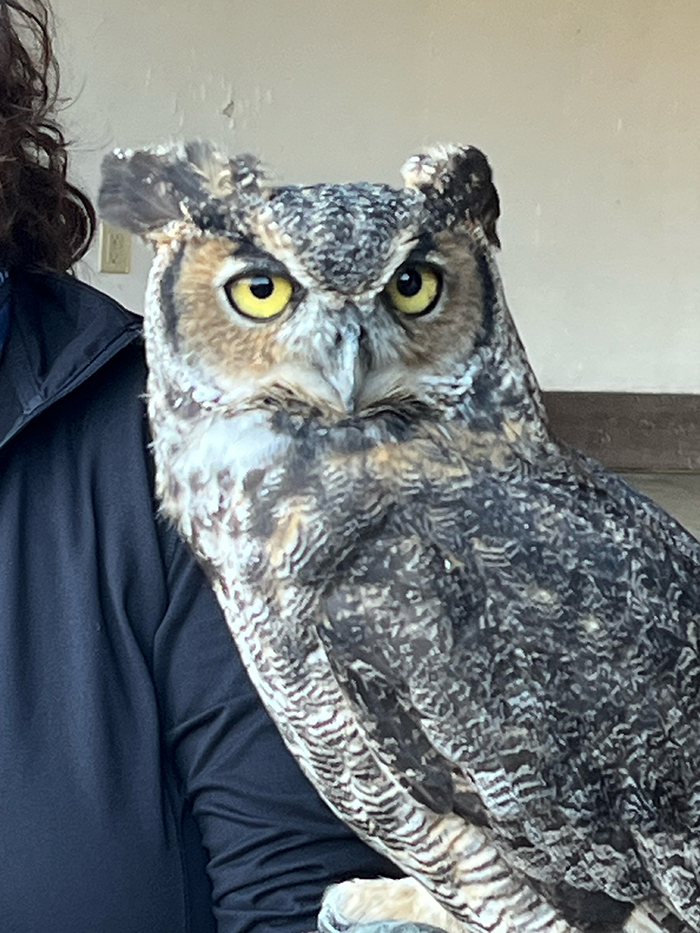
[0, 0, 95, 271]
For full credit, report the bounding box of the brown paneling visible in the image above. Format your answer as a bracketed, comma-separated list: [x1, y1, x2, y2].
[542, 393, 700, 472]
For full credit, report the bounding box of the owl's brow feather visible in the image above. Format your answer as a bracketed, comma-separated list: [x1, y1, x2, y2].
[263, 182, 421, 294]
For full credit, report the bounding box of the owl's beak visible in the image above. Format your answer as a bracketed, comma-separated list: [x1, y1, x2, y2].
[324, 320, 370, 415]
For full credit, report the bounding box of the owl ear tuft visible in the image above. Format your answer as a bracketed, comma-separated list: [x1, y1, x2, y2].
[98, 141, 270, 239]
[401, 144, 501, 248]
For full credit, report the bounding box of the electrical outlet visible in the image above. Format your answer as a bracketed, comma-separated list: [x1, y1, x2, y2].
[99, 221, 132, 274]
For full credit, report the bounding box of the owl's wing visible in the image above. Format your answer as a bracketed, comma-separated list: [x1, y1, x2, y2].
[318, 453, 700, 921]
[567, 444, 700, 564]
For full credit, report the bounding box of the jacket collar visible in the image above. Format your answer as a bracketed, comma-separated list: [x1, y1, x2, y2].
[0, 269, 142, 451]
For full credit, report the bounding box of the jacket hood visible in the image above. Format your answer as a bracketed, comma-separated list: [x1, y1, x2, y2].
[0, 269, 142, 451]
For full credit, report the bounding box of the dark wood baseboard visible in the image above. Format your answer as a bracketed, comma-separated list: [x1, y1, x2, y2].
[542, 393, 700, 472]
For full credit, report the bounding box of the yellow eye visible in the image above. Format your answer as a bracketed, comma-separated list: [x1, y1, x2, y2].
[385, 263, 442, 316]
[226, 273, 294, 320]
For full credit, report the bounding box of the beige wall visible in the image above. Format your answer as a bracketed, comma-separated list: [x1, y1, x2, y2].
[56, 0, 700, 391]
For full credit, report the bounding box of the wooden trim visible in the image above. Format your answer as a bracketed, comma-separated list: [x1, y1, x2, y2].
[542, 393, 700, 472]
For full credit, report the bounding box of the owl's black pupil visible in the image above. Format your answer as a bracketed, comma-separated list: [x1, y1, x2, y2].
[397, 268, 422, 297]
[250, 276, 274, 299]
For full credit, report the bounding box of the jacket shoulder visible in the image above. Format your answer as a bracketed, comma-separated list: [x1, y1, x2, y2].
[15, 268, 142, 329]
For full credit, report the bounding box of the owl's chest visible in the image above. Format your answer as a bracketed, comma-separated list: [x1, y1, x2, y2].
[152, 408, 370, 581]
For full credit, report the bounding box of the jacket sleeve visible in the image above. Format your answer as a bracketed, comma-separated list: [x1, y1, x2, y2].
[153, 525, 399, 933]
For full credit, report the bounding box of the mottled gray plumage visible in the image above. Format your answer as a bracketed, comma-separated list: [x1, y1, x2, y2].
[100, 141, 700, 933]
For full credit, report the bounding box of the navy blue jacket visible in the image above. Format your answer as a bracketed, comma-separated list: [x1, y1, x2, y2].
[0, 270, 394, 933]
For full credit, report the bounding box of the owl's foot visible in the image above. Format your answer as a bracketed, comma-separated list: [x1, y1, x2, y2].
[317, 877, 470, 933]
[317, 882, 693, 933]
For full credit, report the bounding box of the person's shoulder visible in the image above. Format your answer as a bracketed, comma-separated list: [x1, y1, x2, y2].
[11, 266, 146, 404]
[15, 267, 141, 332]
[12, 268, 143, 374]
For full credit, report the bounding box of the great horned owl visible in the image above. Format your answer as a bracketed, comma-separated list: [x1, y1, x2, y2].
[100, 142, 700, 933]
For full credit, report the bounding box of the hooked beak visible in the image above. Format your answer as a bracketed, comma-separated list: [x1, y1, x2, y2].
[324, 319, 370, 415]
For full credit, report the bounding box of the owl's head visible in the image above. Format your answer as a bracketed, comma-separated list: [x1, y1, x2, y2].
[99, 142, 539, 434]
